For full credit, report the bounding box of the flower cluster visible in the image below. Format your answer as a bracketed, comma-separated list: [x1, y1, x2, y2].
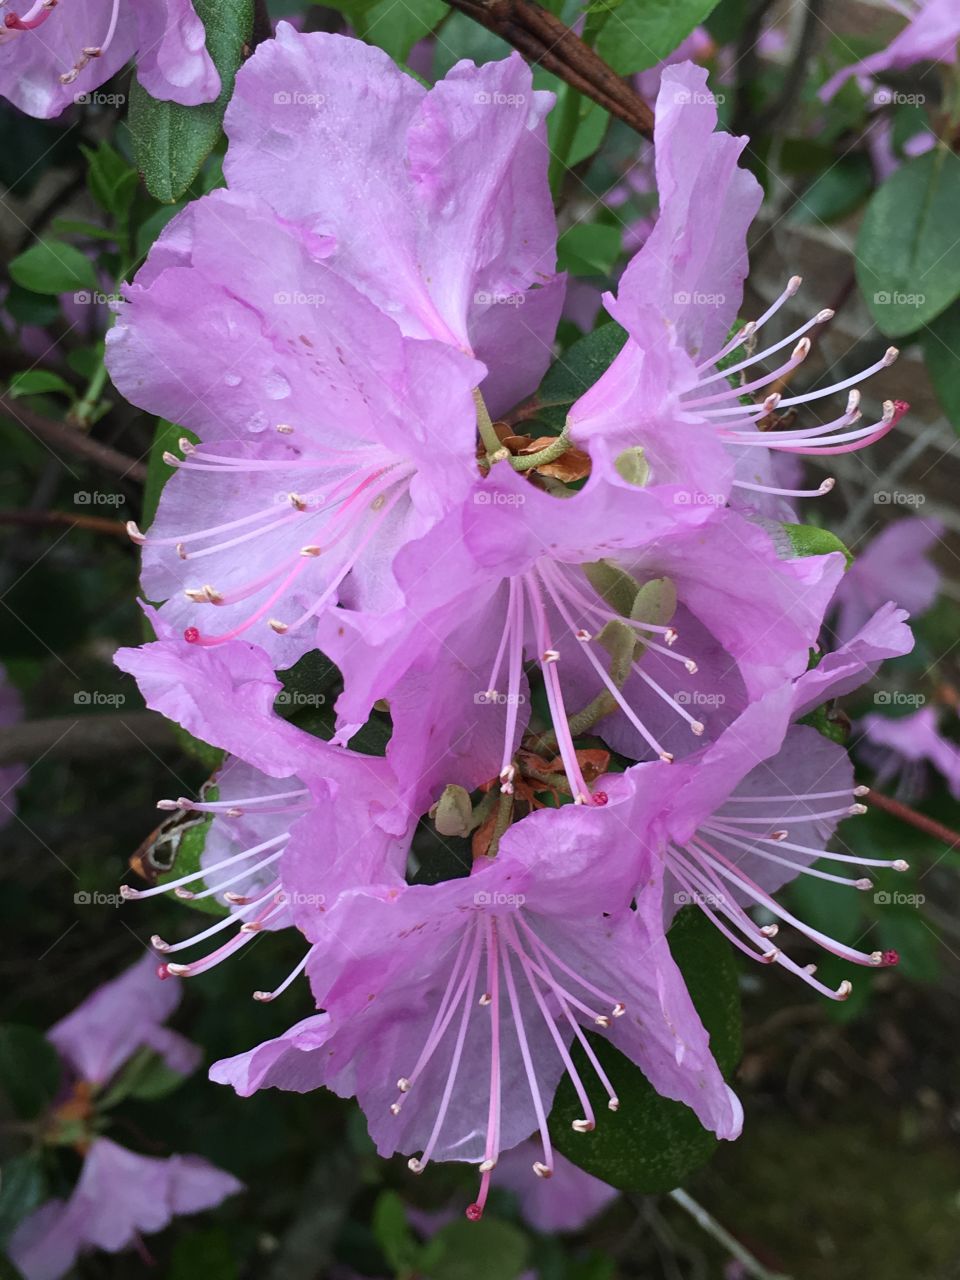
[107, 31, 914, 1220]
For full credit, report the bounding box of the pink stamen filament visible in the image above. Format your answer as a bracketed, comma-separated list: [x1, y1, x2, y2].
[254, 944, 319, 1003]
[694, 275, 802, 372]
[159, 787, 309, 812]
[120, 832, 287, 900]
[694, 307, 833, 389]
[498, 931, 554, 1179]
[705, 820, 908, 871]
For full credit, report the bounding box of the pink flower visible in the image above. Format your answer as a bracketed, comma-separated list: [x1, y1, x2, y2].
[210, 782, 741, 1218]
[8, 957, 241, 1280]
[820, 0, 960, 102]
[569, 64, 906, 504]
[831, 516, 942, 643]
[860, 705, 960, 800]
[0, 0, 220, 119]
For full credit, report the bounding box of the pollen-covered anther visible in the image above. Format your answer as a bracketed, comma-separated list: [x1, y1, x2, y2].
[856, 878, 873, 891]
[762, 392, 782, 413]
[155, 799, 179, 811]
[684, 659, 698, 674]
[371, 494, 387, 511]
[542, 649, 560, 664]
[853, 785, 869, 796]
[762, 948, 780, 963]
[226, 807, 244, 818]
[165, 962, 190, 977]
[818, 478, 836, 494]
[125, 521, 145, 545]
[389, 1102, 403, 1115]
[690, 720, 705, 736]
[478, 1158, 496, 1173]
[176, 543, 188, 560]
[150, 935, 170, 952]
[893, 859, 909, 872]
[532, 1161, 553, 1178]
[869, 951, 884, 966]
[612, 1002, 626, 1018]
[174, 887, 196, 900]
[770, 829, 788, 841]
[837, 980, 853, 999]
[288, 493, 308, 511]
[594, 1014, 611, 1028]
[268, 619, 289, 634]
[119, 885, 140, 900]
[223, 892, 247, 904]
[396, 1077, 411, 1093]
[849, 803, 868, 815]
[664, 628, 678, 645]
[300, 545, 322, 557]
[760, 924, 779, 938]
[276, 423, 294, 434]
[162, 451, 180, 467]
[571, 1118, 595, 1133]
[608, 1098, 620, 1111]
[883, 347, 900, 367]
[792, 336, 812, 362]
[407, 1157, 425, 1174]
[240, 922, 263, 934]
[576, 628, 592, 642]
[659, 752, 675, 763]
[478, 992, 492, 1007]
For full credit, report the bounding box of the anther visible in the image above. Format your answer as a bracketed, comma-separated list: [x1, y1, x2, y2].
[818, 478, 836, 494]
[288, 493, 308, 511]
[571, 1119, 595, 1133]
[762, 948, 780, 963]
[849, 803, 868, 815]
[253, 991, 274, 1002]
[178, 438, 195, 455]
[612, 1002, 626, 1017]
[239, 922, 263, 934]
[268, 619, 289, 634]
[815, 308, 835, 323]
[792, 336, 812, 361]
[837, 980, 853, 999]
[165, 962, 190, 977]
[854, 785, 869, 796]
[869, 951, 883, 966]
[532, 1162, 552, 1178]
[893, 859, 909, 872]
[478, 1158, 496, 1173]
[276, 423, 294, 434]
[397, 1077, 411, 1093]
[762, 392, 781, 413]
[594, 1015, 611, 1028]
[408, 1157, 424, 1174]
[176, 543, 187, 560]
[883, 347, 899, 366]
[478, 992, 492, 1007]
[690, 721, 705, 736]
[770, 830, 788, 841]
[389, 1102, 402, 1115]
[150, 934, 170, 951]
[760, 924, 779, 938]
[576, 629, 592, 642]
[300, 545, 322, 557]
[684, 660, 698, 673]
[125, 521, 145, 544]
[542, 649, 560, 663]
[855, 878, 873, 891]
[659, 752, 674, 763]
[608, 1098, 620, 1111]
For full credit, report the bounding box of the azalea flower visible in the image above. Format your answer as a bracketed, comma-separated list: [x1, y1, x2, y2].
[569, 64, 906, 503]
[209, 782, 741, 1219]
[8, 956, 240, 1280]
[0, 0, 220, 119]
[820, 0, 960, 102]
[831, 516, 942, 642]
[647, 605, 915, 1000]
[115, 626, 414, 996]
[859, 705, 960, 800]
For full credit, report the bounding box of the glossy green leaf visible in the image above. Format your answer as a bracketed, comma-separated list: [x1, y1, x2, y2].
[591, 0, 721, 75]
[424, 1218, 529, 1280]
[0, 1155, 45, 1248]
[557, 222, 622, 277]
[857, 148, 960, 337]
[536, 322, 628, 431]
[8, 370, 75, 400]
[921, 299, 960, 434]
[549, 908, 741, 1191]
[782, 522, 853, 567]
[129, 0, 253, 203]
[9, 239, 98, 296]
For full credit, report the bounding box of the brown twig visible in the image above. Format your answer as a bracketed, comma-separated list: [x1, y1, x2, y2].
[0, 394, 146, 483]
[864, 788, 960, 850]
[442, 0, 655, 139]
[0, 510, 127, 537]
[0, 713, 177, 765]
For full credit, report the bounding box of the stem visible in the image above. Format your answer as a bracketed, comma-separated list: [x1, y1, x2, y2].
[510, 428, 571, 472]
[668, 1189, 792, 1280]
[441, 0, 654, 139]
[473, 387, 503, 460]
[69, 357, 108, 427]
[549, 84, 581, 196]
[0, 713, 178, 765]
[0, 510, 127, 537]
[0, 394, 146, 482]
[863, 788, 960, 850]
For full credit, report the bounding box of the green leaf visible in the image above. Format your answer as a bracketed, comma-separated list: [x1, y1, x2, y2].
[557, 222, 622, 277]
[591, 0, 721, 74]
[789, 154, 872, 225]
[98, 1045, 186, 1107]
[424, 1218, 529, 1280]
[156, 799, 226, 918]
[4, 285, 61, 327]
[129, 0, 254, 203]
[0, 1025, 61, 1120]
[856, 148, 960, 337]
[0, 1155, 46, 1248]
[328, 0, 447, 61]
[8, 370, 75, 401]
[81, 141, 138, 220]
[372, 1190, 421, 1275]
[9, 239, 98, 296]
[781, 521, 853, 567]
[921, 299, 960, 433]
[536, 322, 627, 431]
[549, 908, 741, 1192]
[168, 1229, 238, 1280]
